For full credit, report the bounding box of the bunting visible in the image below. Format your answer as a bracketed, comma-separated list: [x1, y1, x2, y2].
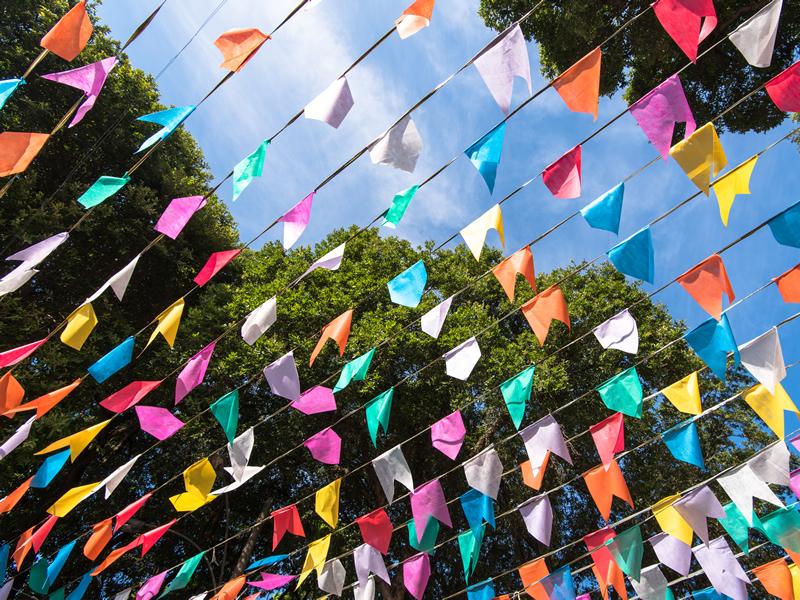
[40, 0, 93, 61]
[521, 285, 570, 345]
[214, 28, 269, 72]
[669, 122, 727, 194]
[310, 309, 353, 366]
[677, 254, 734, 320]
[552, 47, 601, 119]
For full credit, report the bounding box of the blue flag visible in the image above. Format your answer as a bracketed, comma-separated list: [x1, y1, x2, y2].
[465, 122, 507, 193]
[662, 420, 704, 468]
[88, 336, 135, 383]
[0, 78, 24, 111]
[136, 105, 196, 153]
[684, 314, 739, 380]
[581, 183, 624, 233]
[387, 260, 427, 307]
[542, 566, 576, 600]
[467, 579, 495, 600]
[460, 489, 495, 538]
[768, 199, 800, 248]
[32, 448, 71, 488]
[607, 226, 654, 283]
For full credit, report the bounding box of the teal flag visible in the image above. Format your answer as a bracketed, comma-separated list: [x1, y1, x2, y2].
[684, 314, 739, 380]
[383, 185, 419, 228]
[768, 199, 800, 248]
[607, 226, 654, 283]
[49, 590, 66, 600]
[408, 518, 439, 555]
[30, 559, 49, 594]
[365, 388, 394, 446]
[232, 139, 269, 201]
[662, 420, 704, 468]
[465, 122, 507, 193]
[607, 525, 644, 581]
[761, 505, 800, 552]
[458, 525, 485, 583]
[210, 390, 239, 444]
[77, 174, 131, 209]
[0, 78, 23, 110]
[581, 183, 624, 234]
[0, 543, 8, 575]
[499, 365, 534, 429]
[65, 572, 92, 600]
[160, 551, 204, 596]
[136, 105, 196, 153]
[596, 367, 643, 418]
[333, 348, 376, 393]
[718, 502, 763, 554]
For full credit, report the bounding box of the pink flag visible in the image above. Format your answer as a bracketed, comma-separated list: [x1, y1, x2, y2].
[41, 57, 117, 127]
[791, 468, 800, 500]
[115, 493, 151, 531]
[100, 381, 162, 413]
[247, 573, 296, 590]
[194, 249, 241, 287]
[155, 196, 206, 239]
[629, 74, 696, 158]
[175, 342, 216, 404]
[0, 338, 46, 368]
[431, 411, 466, 460]
[410, 479, 452, 542]
[304, 428, 341, 465]
[403, 553, 431, 600]
[278, 192, 314, 250]
[136, 570, 168, 600]
[589, 412, 625, 468]
[291, 386, 336, 415]
[653, 0, 717, 63]
[542, 145, 582, 198]
[135, 406, 185, 440]
[138, 519, 176, 556]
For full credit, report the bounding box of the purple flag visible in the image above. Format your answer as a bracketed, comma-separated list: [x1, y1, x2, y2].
[431, 411, 466, 460]
[518, 494, 553, 546]
[692, 537, 750, 600]
[354, 543, 390, 588]
[673, 486, 726, 544]
[410, 479, 452, 542]
[518, 415, 572, 474]
[304, 428, 341, 465]
[42, 57, 118, 127]
[175, 342, 215, 404]
[629, 74, 696, 159]
[263, 351, 301, 401]
[136, 570, 168, 600]
[291, 386, 336, 415]
[649, 532, 692, 576]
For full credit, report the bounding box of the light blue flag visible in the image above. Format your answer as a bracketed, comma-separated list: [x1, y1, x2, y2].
[542, 566, 576, 600]
[387, 260, 427, 307]
[692, 587, 733, 600]
[460, 489, 495, 539]
[0, 78, 24, 110]
[365, 388, 393, 446]
[684, 314, 739, 380]
[768, 199, 800, 248]
[408, 518, 439, 555]
[607, 226, 654, 283]
[65, 572, 92, 600]
[77, 174, 131, 209]
[46, 540, 77, 591]
[136, 105, 196, 153]
[662, 420, 704, 468]
[333, 348, 376, 393]
[31, 448, 71, 488]
[246, 554, 289, 570]
[581, 183, 624, 233]
[465, 122, 507, 193]
[88, 336, 135, 383]
[466, 579, 495, 600]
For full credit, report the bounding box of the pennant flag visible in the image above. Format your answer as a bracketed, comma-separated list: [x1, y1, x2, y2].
[211, 390, 238, 444]
[410, 479, 452, 542]
[500, 365, 534, 429]
[521, 457, 549, 497]
[0, 266, 37, 296]
[739, 328, 785, 394]
[241, 296, 277, 345]
[719, 462, 785, 527]
[100, 380, 161, 413]
[0, 338, 47, 368]
[761, 505, 800, 552]
[368, 115, 423, 173]
[211, 576, 245, 600]
[247, 573, 295, 591]
[596, 367, 643, 418]
[692, 537, 750, 600]
[673, 486, 725, 544]
[650, 531, 692, 575]
[663, 419, 705, 467]
[553, 47, 601, 119]
[31, 449, 71, 488]
[519, 558, 549, 600]
[97, 454, 140, 499]
[279, 192, 314, 250]
[584, 528, 627, 600]
[752, 558, 793, 600]
[0, 79, 23, 111]
[318, 558, 346, 596]
[298, 242, 346, 281]
[388, 260, 427, 307]
[215, 28, 269, 72]
[304, 427, 342, 466]
[40, 0, 93, 61]
[41, 57, 117, 127]
[583, 459, 633, 520]
[458, 525, 485, 583]
[542, 566, 577, 600]
[590, 412, 625, 467]
[365, 388, 393, 447]
[0, 416, 35, 460]
[765, 61, 800, 112]
[467, 579, 495, 600]
[146, 298, 185, 349]
[91, 538, 140, 575]
[651, 495, 694, 545]
[712, 156, 758, 226]
[373, 445, 414, 504]
[272, 504, 305, 549]
[47, 481, 100, 517]
[135, 406, 184, 440]
[404, 553, 431, 600]
[194, 249, 241, 287]
[460, 204, 504, 260]
[88, 336, 134, 383]
[0, 477, 32, 514]
[169, 458, 217, 512]
[685, 314, 739, 380]
[768, 198, 800, 248]
[304, 77, 354, 128]
[473, 25, 531, 115]
[263, 351, 300, 401]
[408, 517, 439, 555]
[175, 342, 215, 404]
[653, 0, 717, 62]
[356, 508, 393, 554]
[76, 173, 131, 209]
[581, 183, 624, 233]
[421, 296, 453, 338]
[383, 185, 419, 229]
[315, 478, 341, 528]
[36, 419, 109, 461]
[632, 565, 674, 600]
[292, 386, 336, 414]
[519, 495, 552, 546]
[395, 0, 435, 39]
[593, 309, 638, 354]
[729, 0, 782, 66]
[677, 254, 734, 320]
[13, 528, 35, 569]
[543, 145, 582, 199]
[136, 105, 195, 153]
[334, 347, 376, 393]
[629, 74, 696, 159]
[0, 371, 24, 414]
[464, 448, 503, 499]
[607, 227, 654, 283]
[461, 488, 495, 539]
[0, 132, 50, 177]
[669, 122, 727, 194]
[136, 571, 168, 600]
[444, 337, 481, 380]
[521, 284, 570, 346]
[662, 371, 702, 415]
[743, 383, 799, 438]
[519, 414, 572, 473]
[59, 303, 97, 351]
[607, 525, 644, 581]
[155, 196, 206, 239]
[232, 139, 269, 201]
[430, 410, 467, 463]
[84, 519, 112, 561]
[355, 543, 390, 589]
[464, 122, 507, 193]
[310, 309, 353, 366]
[141, 521, 179, 555]
[493, 246, 535, 302]
[86, 254, 140, 303]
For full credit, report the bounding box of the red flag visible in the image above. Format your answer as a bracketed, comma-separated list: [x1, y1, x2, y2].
[542, 145, 582, 199]
[765, 61, 800, 113]
[589, 412, 625, 467]
[272, 504, 305, 549]
[653, 0, 717, 62]
[194, 249, 241, 287]
[356, 508, 393, 554]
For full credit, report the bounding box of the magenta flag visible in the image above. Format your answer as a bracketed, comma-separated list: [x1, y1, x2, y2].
[543, 145, 582, 198]
[42, 57, 117, 127]
[304, 427, 341, 465]
[155, 196, 206, 239]
[629, 74, 696, 159]
[0, 338, 47, 368]
[278, 192, 314, 250]
[291, 386, 337, 415]
[410, 479, 452, 542]
[175, 342, 216, 404]
[431, 411, 466, 460]
[135, 406, 185, 440]
[403, 552, 431, 600]
[247, 573, 296, 590]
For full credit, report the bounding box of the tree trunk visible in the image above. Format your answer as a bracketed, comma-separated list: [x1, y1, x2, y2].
[230, 494, 273, 578]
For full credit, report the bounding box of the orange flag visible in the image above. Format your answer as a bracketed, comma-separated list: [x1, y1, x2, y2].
[774, 264, 800, 303]
[753, 558, 793, 600]
[519, 557, 549, 600]
[212, 576, 246, 600]
[553, 47, 602, 120]
[584, 528, 628, 600]
[676, 254, 734, 320]
[40, 0, 93, 61]
[12, 527, 34, 570]
[91, 538, 140, 575]
[396, 0, 435, 39]
[84, 518, 114, 561]
[493, 246, 536, 302]
[0, 371, 25, 414]
[0, 476, 32, 514]
[215, 28, 269, 72]
[582, 459, 634, 520]
[521, 452, 550, 491]
[309, 309, 353, 366]
[521, 285, 570, 346]
[0, 132, 50, 177]
[4, 379, 81, 419]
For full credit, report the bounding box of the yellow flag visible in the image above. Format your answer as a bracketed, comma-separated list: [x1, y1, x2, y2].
[789, 563, 800, 600]
[744, 383, 800, 438]
[651, 494, 693, 545]
[315, 478, 341, 528]
[36, 419, 111, 461]
[669, 122, 727, 195]
[297, 534, 331, 588]
[661, 371, 702, 415]
[146, 298, 185, 349]
[169, 457, 217, 512]
[459, 204, 505, 260]
[711, 155, 758, 226]
[60, 303, 98, 351]
[48, 481, 100, 517]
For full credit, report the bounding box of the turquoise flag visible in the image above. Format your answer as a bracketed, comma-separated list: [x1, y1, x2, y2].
[333, 348, 376, 393]
[662, 420, 704, 468]
[387, 260, 427, 307]
[465, 122, 507, 193]
[0, 78, 23, 110]
[542, 566, 576, 600]
[499, 365, 534, 429]
[65, 572, 92, 600]
[581, 183, 624, 234]
[32, 448, 71, 488]
[408, 518, 439, 555]
[761, 504, 800, 552]
[607, 226, 654, 283]
[768, 199, 800, 248]
[365, 388, 393, 446]
[136, 105, 196, 153]
[232, 139, 269, 201]
[30, 559, 49, 594]
[458, 524, 485, 583]
[684, 314, 739, 380]
[607, 525, 644, 581]
[718, 502, 763, 554]
[88, 336, 135, 383]
[383, 185, 419, 228]
[460, 489, 495, 539]
[77, 174, 131, 209]
[596, 367, 643, 418]
[160, 551, 204, 596]
[466, 579, 495, 600]
[0, 543, 8, 575]
[210, 390, 239, 444]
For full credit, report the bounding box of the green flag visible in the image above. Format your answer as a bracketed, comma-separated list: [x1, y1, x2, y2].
[211, 390, 239, 444]
[499, 365, 534, 429]
[232, 139, 269, 201]
[408, 517, 439, 555]
[29, 558, 49, 594]
[718, 502, 763, 554]
[383, 185, 419, 228]
[458, 525, 485, 583]
[365, 388, 393, 447]
[160, 551, 205, 596]
[77, 174, 131, 208]
[596, 367, 643, 418]
[333, 348, 376, 393]
[607, 525, 644, 581]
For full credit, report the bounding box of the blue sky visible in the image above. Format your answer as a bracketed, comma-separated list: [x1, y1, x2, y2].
[96, 0, 800, 395]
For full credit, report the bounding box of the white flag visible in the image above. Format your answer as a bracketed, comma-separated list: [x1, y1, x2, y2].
[369, 115, 423, 173]
[729, 0, 783, 68]
[739, 327, 786, 394]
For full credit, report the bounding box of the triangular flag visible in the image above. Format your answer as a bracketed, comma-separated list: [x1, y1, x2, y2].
[368, 115, 423, 173]
[552, 46, 602, 119]
[99, 380, 161, 413]
[96, 454, 140, 499]
[214, 28, 269, 72]
[291, 386, 336, 415]
[365, 388, 393, 447]
[279, 192, 314, 250]
[175, 342, 216, 404]
[684, 314, 739, 380]
[304, 427, 341, 465]
[583, 459, 634, 520]
[765, 61, 800, 113]
[135, 406, 185, 440]
[593, 309, 638, 354]
[88, 336, 134, 383]
[0, 338, 47, 368]
[241, 296, 277, 345]
[650, 532, 692, 576]
[387, 260, 427, 307]
[0, 371, 24, 414]
[631, 564, 673, 600]
[297, 242, 346, 282]
[146, 298, 185, 349]
[692, 537, 750, 600]
[712, 156, 758, 226]
[408, 517, 439, 555]
[356, 508, 393, 554]
[677, 254, 734, 319]
[403, 552, 431, 600]
[263, 351, 300, 401]
[354, 543, 390, 588]
[739, 328, 786, 394]
[305, 77, 354, 129]
[743, 383, 799, 438]
[318, 558, 346, 596]
[84, 519, 112, 561]
[410, 479, 452, 541]
[519, 495, 552, 546]
[519, 414, 573, 473]
[589, 412, 625, 467]
[0, 132, 50, 177]
[420, 296, 453, 338]
[473, 25, 531, 115]
[584, 528, 627, 600]
[115, 493, 152, 531]
[651, 495, 694, 545]
[155, 195, 206, 239]
[135, 105, 195, 153]
[0, 416, 35, 460]
[0, 477, 32, 514]
[461, 489, 495, 539]
[395, 0, 435, 39]
[32, 449, 70, 488]
[769, 198, 800, 248]
[464, 122, 507, 193]
[211, 390, 238, 444]
[607, 525, 645, 583]
[673, 486, 726, 544]
[661, 371, 702, 415]
[86, 253, 140, 303]
[521, 285, 570, 346]
[775, 263, 800, 303]
[431, 410, 466, 460]
[460, 204, 504, 260]
[383, 185, 419, 229]
[519, 558, 549, 600]
[464, 448, 503, 500]
[372, 445, 414, 504]
[194, 249, 241, 287]
[232, 139, 269, 201]
[272, 504, 305, 549]
[76, 173, 130, 209]
[310, 309, 353, 366]
[169, 458, 217, 512]
[211, 576, 245, 600]
[36, 419, 110, 461]
[0, 79, 23, 110]
[493, 246, 535, 302]
[47, 482, 100, 517]
[40, 0, 93, 61]
[596, 367, 643, 418]
[752, 558, 793, 600]
[41, 57, 117, 127]
[653, 0, 717, 62]
[315, 479, 341, 528]
[630, 74, 696, 159]
[443, 337, 481, 380]
[607, 227, 654, 283]
[500, 365, 534, 429]
[669, 122, 727, 195]
[544, 144, 583, 199]
[334, 347, 376, 393]
[136, 571, 168, 600]
[458, 525, 485, 583]
[60, 303, 98, 351]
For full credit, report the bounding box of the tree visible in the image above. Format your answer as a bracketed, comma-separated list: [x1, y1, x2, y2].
[477, 0, 799, 135]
